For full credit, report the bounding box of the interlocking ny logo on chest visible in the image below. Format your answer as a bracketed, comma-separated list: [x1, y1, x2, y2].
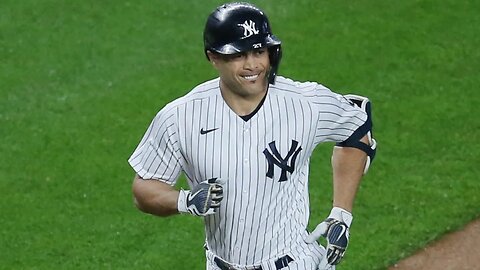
[263, 140, 302, 182]
[238, 20, 259, 38]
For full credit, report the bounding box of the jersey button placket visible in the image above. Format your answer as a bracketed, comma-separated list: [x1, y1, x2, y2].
[243, 123, 250, 167]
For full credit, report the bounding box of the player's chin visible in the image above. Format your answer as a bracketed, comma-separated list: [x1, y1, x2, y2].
[243, 81, 266, 95]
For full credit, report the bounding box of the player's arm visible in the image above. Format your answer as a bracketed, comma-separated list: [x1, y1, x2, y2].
[307, 94, 376, 266]
[331, 135, 369, 212]
[132, 174, 224, 217]
[307, 139, 369, 267]
[132, 174, 180, 217]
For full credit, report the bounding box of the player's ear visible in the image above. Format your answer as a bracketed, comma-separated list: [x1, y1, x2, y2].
[206, 51, 219, 67]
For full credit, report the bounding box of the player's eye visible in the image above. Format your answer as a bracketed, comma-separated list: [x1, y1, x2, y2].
[227, 53, 245, 60]
[255, 49, 266, 55]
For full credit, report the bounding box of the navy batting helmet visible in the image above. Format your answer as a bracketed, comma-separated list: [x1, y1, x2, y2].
[203, 2, 282, 84]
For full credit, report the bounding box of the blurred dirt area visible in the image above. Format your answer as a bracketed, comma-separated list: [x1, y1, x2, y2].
[389, 219, 480, 270]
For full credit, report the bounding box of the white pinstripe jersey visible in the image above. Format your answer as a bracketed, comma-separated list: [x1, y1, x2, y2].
[128, 75, 367, 266]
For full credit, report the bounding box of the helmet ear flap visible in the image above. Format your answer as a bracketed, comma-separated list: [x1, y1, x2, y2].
[268, 45, 282, 84]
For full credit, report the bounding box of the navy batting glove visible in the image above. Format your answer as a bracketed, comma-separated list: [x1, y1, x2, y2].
[322, 218, 350, 265]
[306, 207, 352, 266]
[177, 178, 223, 216]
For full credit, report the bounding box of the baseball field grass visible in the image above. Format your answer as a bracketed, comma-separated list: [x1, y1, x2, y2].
[1, 0, 479, 269]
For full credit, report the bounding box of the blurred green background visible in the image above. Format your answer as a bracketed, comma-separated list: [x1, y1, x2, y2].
[1, 0, 479, 269]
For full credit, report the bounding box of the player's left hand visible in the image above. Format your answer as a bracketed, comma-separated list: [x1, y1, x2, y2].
[305, 207, 352, 266]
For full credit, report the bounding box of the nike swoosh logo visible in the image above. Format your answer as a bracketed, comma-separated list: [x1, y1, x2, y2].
[187, 189, 203, 207]
[200, 128, 218, 135]
[336, 225, 347, 242]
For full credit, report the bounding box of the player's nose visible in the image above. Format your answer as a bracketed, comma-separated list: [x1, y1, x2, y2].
[243, 52, 258, 69]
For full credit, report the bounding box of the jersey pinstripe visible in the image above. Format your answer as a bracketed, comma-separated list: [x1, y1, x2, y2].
[128, 75, 367, 266]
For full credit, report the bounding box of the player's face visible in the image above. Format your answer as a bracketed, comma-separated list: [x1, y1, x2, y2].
[210, 48, 270, 99]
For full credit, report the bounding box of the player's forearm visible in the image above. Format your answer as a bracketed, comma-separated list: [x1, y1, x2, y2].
[331, 136, 368, 212]
[132, 174, 180, 217]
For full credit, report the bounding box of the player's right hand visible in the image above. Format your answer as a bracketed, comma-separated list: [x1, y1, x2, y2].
[306, 207, 352, 266]
[177, 178, 223, 216]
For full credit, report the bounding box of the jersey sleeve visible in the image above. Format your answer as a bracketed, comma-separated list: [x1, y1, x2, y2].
[128, 108, 184, 185]
[313, 86, 368, 144]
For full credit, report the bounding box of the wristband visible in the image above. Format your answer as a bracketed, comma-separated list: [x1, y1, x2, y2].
[177, 189, 190, 213]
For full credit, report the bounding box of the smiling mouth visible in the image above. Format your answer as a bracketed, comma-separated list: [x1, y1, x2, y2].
[242, 74, 260, 81]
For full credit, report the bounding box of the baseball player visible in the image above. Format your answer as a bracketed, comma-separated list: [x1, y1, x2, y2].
[128, 2, 376, 270]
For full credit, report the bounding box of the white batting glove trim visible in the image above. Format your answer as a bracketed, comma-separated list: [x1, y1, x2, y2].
[177, 189, 189, 214]
[305, 222, 329, 244]
[329, 207, 353, 227]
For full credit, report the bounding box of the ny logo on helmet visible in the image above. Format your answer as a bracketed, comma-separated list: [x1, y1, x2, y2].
[263, 140, 303, 182]
[238, 20, 259, 38]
